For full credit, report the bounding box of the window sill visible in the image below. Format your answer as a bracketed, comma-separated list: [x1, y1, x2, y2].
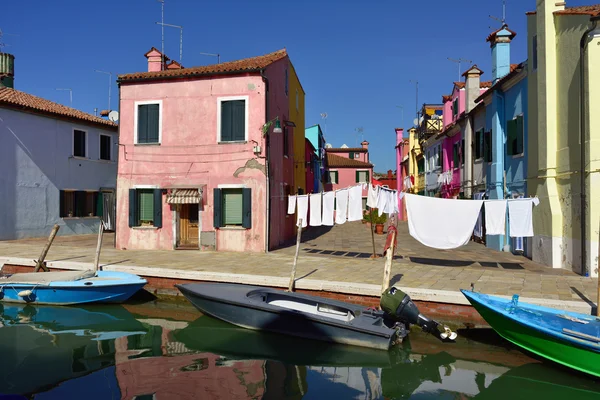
[62, 216, 100, 220]
[70, 156, 88, 160]
[218, 141, 247, 145]
[218, 226, 247, 230]
[135, 143, 161, 146]
[132, 226, 159, 230]
[511, 153, 524, 159]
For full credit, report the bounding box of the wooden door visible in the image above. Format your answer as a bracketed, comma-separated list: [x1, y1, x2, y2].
[178, 204, 199, 248]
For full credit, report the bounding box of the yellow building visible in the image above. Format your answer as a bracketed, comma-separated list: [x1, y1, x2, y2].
[407, 128, 425, 194]
[287, 62, 306, 194]
[527, 1, 600, 276]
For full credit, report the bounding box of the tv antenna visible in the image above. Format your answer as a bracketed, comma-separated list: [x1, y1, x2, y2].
[447, 57, 473, 80]
[199, 52, 221, 64]
[157, 0, 165, 70]
[55, 88, 73, 107]
[156, 22, 183, 63]
[320, 112, 328, 135]
[0, 29, 19, 51]
[488, 0, 507, 28]
[355, 127, 364, 146]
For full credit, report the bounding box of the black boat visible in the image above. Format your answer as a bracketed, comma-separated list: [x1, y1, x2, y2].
[176, 283, 457, 350]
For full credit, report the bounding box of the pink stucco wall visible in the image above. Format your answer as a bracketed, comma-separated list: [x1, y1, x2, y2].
[327, 168, 372, 199]
[116, 71, 284, 252]
[441, 133, 462, 198]
[332, 150, 368, 163]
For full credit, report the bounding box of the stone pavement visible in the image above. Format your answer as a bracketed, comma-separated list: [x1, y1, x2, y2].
[0, 221, 597, 311]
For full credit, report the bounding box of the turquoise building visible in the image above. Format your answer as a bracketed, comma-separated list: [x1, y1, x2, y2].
[305, 124, 325, 192]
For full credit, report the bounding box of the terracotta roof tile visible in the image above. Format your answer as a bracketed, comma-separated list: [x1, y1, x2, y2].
[486, 24, 517, 43]
[0, 87, 118, 129]
[119, 48, 288, 82]
[442, 94, 452, 102]
[526, 4, 600, 17]
[454, 81, 465, 89]
[326, 153, 373, 168]
[326, 147, 368, 153]
[480, 81, 493, 88]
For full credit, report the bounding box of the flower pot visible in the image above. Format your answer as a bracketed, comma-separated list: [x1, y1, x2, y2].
[375, 224, 384, 235]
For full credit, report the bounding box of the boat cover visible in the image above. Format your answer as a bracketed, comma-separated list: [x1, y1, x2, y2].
[0, 270, 96, 285]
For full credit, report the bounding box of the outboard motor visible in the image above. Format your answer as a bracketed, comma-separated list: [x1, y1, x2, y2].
[380, 287, 457, 341]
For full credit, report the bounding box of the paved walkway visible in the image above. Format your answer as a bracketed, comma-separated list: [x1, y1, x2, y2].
[0, 222, 597, 312]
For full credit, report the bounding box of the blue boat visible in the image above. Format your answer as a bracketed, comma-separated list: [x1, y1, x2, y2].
[461, 289, 600, 378]
[0, 270, 147, 305]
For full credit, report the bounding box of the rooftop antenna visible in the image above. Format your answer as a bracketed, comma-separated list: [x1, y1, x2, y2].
[488, 0, 507, 28]
[409, 79, 419, 127]
[157, 0, 165, 70]
[55, 88, 72, 107]
[156, 22, 183, 63]
[447, 57, 473, 80]
[199, 52, 221, 64]
[0, 29, 19, 51]
[94, 70, 112, 111]
[320, 112, 327, 136]
[355, 127, 364, 146]
[396, 105, 404, 129]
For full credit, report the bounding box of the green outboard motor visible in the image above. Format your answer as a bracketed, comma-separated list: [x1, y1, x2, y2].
[380, 287, 457, 341]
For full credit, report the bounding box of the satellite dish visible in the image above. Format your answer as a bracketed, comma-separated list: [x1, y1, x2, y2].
[413, 118, 419, 126]
[325, 143, 332, 148]
[108, 110, 119, 122]
[341, 144, 349, 148]
[419, 116, 424, 124]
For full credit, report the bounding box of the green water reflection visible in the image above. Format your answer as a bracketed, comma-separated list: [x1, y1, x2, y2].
[0, 301, 598, 399]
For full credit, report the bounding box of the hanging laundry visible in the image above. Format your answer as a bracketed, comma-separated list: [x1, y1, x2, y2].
[347, 185, 363, 222]
[367, 184, 379, 208]
[380, 189, 396, 215]
[405, 194, 484, 249]
[473, 192, 484, 238]
[484, 200, 507, 235]
[376, 187, 388, 216]
[322, 191, 335, 226]
[296, 195, 308, 228]
[309, 193, 322, 227]
[335, 189, 349, 225]
[392, 190, 400, 214]
[508, 199, 537, 237]
[287, 195, 296, 215]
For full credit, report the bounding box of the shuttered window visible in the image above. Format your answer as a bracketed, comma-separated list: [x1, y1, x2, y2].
[60, 190, 101, 217]
[223, 189, 243, 225]
[452, 98, 458, 118]
[508, 116, 524, 156]
[329, 171, 338, 184]
[453, 143, 459, 168]
[137, 103, 160, 144]
[138, 190, 154, 225]
[475, 129, 484, 159]
[461, 139, 465, 165]
[356, 171, 369, 183]
[213, 188, 251, 228]
[73, 129, 86, 157]
[220, 100, 246, 142]
[484, 130, 493, 162]
[100, 135, 111, 160]
[128, 188, 163, 228]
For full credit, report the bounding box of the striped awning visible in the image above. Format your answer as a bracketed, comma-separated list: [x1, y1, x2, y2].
[166, 189, 201, 204]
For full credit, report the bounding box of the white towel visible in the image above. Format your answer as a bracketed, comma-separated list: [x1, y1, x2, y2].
[473, 192, 484, 238]
[484, 200, 507, 235]
[382, 190, 396, 215]
[508, 199, 535, 237]
[322, 191, 335, 226]
[376, 188, 388, 216]
[287, 195, 296, 215]
[335, 189, 349, 225]
[367, 184, 379, 208]
[392, 191, 400, 214]
[405, 193, 484, 249]
[347, 185, 363, 221]
[296, 195, 308, 228]
[309, 193, 322, 226]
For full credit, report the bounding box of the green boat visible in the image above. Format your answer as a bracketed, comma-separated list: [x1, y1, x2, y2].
[461, 289, 600, 378]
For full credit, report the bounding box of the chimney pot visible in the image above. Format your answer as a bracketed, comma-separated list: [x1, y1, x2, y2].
[361, 140, 369, 150]
[0, 52, 15, 89]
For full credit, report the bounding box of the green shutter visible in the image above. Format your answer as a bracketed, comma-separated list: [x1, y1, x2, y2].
[485, 130, 493, 162]
[366, 171, 370, 183]
[147, 104, 160, 143]
[516, 115, 524, 154]
[349, 152, 354, 159]
[138, 105, 148, 143]
[129, 189, 137, 227]
[95, 192, 103, 217]
[138, 190, 154, 224]
[221, 101, 232, 141]
[461, 139, 465, 165]
[355, 170, 359, 183]
[232, 100, 245, 141]
[223, 189, 243, 225]
[242, 188, 252, 229]
[507, 118, 516, 155]
[453, 144, 459, 168]
[475, 130, 482, 159]
[153, 189, 162, 228]
[213, 188, 222, 228]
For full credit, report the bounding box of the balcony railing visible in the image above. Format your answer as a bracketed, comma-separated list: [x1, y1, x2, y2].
[417, 118, 443, 142]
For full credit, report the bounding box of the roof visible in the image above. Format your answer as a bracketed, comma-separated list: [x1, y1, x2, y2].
[486, 24, 517, 43]
[462, 65, 484, 77]
[526, 4, 600, 17]
[0, 87, 118, 130]
[326, 153, 373, 168]
[475, 62, 526, 103]
[442, 94, 452, 102]
[118, 48, 288, 83]
[326, 147, 368, 153]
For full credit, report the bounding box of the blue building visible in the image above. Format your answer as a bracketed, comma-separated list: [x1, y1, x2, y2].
[476, 25, 528, 254]
[305, 124, 325, 192]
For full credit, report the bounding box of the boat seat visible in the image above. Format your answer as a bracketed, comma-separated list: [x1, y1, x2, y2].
[0, 270, 96, 285]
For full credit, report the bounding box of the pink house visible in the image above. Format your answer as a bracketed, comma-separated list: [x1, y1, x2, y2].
[395, 128, 409, 220]
[115, 48, 300, 252]
[324, 141, 373, 210]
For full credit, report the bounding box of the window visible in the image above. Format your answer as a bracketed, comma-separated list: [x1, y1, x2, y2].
[213, 188, 251, 228]
[73, 129, 86, 157]
[532, 35, 538, 71]
[461, 139, 465, 166]
[437, 145, 442, 167]
[60, 190, 102, 218]
[452, 98, 458, 118]
[128, 188, 163, 228]
[329, 171, 339, 184]
[484, 130, 493, 162]
[362, 197, 368, 211]
[453, 143, 459, 169]
[349, 152, 355, 159]
[507, 115, 524, 156]
[283, 126, 290, 157]
[475, 129, 484, 160]
[218, 97, 247, 142]
[136, 102, 161, 144]
[100, 134, 111, 161]
[356, 170, 369, 183]
[417, 158, 424, 174]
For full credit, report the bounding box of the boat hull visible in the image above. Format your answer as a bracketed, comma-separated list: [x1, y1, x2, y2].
[177, 283, 397, 350]
[462, 290, 600, 378]
[0, 271, 147, 305]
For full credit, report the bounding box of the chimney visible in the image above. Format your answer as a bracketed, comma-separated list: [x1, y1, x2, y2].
[463, 65, 483, 113]
[387, 170, 393, 178]
[361, 140, 369, 150]
[395, 128, 404, 144]
[144, 47, 169, 72]
[0, 53, 15, 89]
[487, 24, 516, 83]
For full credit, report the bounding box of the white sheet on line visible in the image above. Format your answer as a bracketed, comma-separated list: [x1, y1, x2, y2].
[287, 195, 296, 215]
[473, 192, 484, 238]
[484, 200, 507, 235]
[376, 187, 388, 216]
[405, 193, 484, 249]
[367, 184, 379, 208]
[296, 195, 308, 228]
[508, 199, 535, 237]
[309, 193, 322, 226]
[322, 191, 335, 226]
[347, 185, 363, 222]
[382, 190, 396, 215]
[335, 189, 349, 225]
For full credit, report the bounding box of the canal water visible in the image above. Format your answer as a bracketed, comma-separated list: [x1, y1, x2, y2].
[1, 300, 598, 399]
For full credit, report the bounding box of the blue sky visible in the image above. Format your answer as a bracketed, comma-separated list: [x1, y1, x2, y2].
[1, 0, 592, 171]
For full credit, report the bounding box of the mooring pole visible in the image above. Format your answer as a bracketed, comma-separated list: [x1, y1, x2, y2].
[381, 229, 397, 294]
[34, 224, 60, 272]
[369, 210, 377, 259]
[288, 220, 303, 292]
[94, 222, 105, 272]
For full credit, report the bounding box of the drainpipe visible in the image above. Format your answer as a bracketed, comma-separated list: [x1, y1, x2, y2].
[260, 70, 271, 253]
[579, 16, 600, 276]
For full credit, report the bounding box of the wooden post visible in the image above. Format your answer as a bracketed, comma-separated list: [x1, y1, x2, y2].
[288, 220, 303, 292]
[381, 229, 397, 294]
[597, 218, 600, 317]
[369, 210, 377, 259]
[94, 222, 105, 272]
[34, 224, 60, 272]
